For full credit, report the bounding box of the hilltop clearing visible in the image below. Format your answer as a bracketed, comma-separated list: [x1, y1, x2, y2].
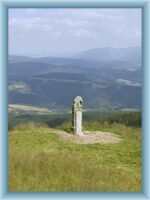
[9, 122, 141, 192]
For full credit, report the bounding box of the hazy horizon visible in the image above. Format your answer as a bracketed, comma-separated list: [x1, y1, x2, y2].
[9, 45, 141, 58]
[9, 8, 141, 57]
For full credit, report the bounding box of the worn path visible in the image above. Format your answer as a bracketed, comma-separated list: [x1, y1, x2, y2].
[52, 129, 122, 144]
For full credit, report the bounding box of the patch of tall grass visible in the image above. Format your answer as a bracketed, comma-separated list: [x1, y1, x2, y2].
[9, 122, 142, 192]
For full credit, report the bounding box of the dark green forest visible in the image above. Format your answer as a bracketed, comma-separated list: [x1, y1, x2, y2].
[9, 110, 141, 131]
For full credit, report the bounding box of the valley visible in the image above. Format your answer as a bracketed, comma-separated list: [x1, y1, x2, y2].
[9, 46, 142, 112]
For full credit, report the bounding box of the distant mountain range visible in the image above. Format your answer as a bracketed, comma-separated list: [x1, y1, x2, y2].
[75, 46, 141, 64]
[9, 46, 142, 112]
[10, 46, 141, 64]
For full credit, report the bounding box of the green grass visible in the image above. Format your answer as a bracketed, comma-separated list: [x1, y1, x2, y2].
[9, 122, 142, 192]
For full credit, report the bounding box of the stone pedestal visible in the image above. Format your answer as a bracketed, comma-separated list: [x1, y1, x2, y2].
[72, 96, 84, 136]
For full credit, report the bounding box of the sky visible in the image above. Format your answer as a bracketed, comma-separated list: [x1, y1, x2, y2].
[9, 8, 142, 57]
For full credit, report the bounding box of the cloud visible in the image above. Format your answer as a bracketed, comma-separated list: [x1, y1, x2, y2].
[9, 8, 142, 56]
[9, 18, 18, 28]
[60, 19, 88, 28]
[9, 9, 141, 35]
[75, 29, 96, 37]
[26, 9, 36, 15]
[9, 17, 53, 31]
[9, 15, 91, 37]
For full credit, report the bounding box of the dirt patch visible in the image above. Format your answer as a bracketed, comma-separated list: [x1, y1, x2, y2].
[54, 130, 122, 144]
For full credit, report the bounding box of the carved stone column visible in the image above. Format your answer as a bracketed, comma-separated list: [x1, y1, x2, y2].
[72, 96, 84, 136]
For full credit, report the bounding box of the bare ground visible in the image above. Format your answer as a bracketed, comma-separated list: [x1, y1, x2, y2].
[52, 129, 122, 144]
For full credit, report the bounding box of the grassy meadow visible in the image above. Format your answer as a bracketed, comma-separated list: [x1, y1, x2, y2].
[8, 111, 142, 192]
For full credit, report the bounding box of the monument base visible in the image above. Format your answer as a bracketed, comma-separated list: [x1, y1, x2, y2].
[75, 131, 85, 136]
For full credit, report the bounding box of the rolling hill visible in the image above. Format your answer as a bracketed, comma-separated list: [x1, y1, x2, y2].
[8, 46, 142, 112]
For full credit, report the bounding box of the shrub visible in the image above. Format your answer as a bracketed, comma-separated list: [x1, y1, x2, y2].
[14, 122, 48, 131]
[58, 122, 73, 133]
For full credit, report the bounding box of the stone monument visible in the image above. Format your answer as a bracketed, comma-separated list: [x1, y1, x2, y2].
[72, 96, 84, 136]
